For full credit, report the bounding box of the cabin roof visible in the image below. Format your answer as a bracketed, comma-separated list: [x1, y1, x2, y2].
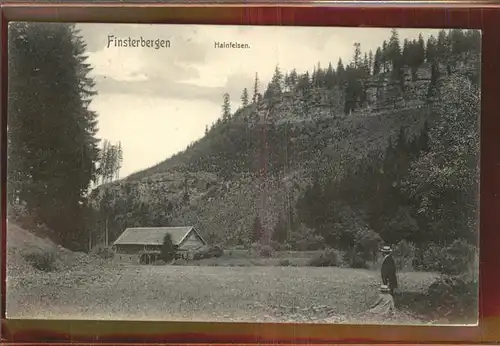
[113, 226, 207, 246]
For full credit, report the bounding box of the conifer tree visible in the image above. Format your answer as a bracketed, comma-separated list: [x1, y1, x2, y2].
[336, 58, 346, 87]
[368, 50, 374, 75]
[8, 23, 100, 250]
[373, 48, 382, 75]
[417, 33, 426, 66]
[289, 69, 298, 87]
[426, 35, 437, 64]
[252, 73, 260, 103]
[353, 42, 362, 69]
[270, 65, 284, 94]
[388, 29, 402, 78]
[241, 88, 249, 107]
[325, 62, 336, 89]
[222, 93, 231, 121]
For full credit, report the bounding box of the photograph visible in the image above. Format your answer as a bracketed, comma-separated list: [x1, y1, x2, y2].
[6, 22, 480, 325]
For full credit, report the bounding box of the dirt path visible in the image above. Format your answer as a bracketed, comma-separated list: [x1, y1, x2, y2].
[7, 265, 437, 323]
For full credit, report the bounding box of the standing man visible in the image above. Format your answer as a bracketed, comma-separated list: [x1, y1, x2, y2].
[380, 245, 398, 295]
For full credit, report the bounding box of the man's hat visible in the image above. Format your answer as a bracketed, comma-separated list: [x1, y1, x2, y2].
[381, 245, 392, 253]
[379, 284, 390, 292]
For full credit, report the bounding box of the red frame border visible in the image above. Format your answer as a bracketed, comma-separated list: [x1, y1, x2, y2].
[1, 2, 499, 344]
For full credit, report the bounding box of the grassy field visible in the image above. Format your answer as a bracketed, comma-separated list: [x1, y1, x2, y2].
[7, 264, 440, 324]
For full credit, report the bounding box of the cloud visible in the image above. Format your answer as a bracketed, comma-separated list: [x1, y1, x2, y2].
[93, 75, 227, 100]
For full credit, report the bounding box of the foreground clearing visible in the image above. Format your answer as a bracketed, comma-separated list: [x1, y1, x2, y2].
[8, 265, 439, 323]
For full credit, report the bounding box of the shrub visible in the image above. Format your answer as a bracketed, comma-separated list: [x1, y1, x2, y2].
[160, 233, 176, 262]
[279, 259, 292, 266]
[353, 229, 382, 262]
[308, 249, 342, 267]
[270, 241, 289, 251]
[209, 245, 224, 258]
[418, 239, 476, 275]
[7, 201, 29, 222]
[193, 245, 224, 260]
[259, 245, 274, 258]
[91, 245, 115, 259]
[23, 251, 56, 272]
[172, 259, 188, 266]
[426, 275, 478, 322]
[249, 242, 274, 258]
[288, 224, 325, 251]
[344, 250, 369, 269]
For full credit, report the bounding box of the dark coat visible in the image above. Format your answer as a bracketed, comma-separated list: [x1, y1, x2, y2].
[381, 254, 398, 290]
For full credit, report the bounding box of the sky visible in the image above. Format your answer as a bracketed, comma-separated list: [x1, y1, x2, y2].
[78, 24, 442, 178]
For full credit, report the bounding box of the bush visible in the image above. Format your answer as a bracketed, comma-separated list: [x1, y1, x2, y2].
[193, 245, 224, 260]
[248, 243, 274, 258]
[7, 201, 29, 222]
[91, 245, 115, 259]
[308, 249, 342, 267]
[270, 241, 290, 251]
[279, 259, 292, 266]
[288, 224, 325, 251]
[426, 275, 477, 322]
[161, 233, 176, 262]
[418, 239, 476, 275]
[344, 251, 369, 269]
[259, 245, 274, 258]
[23, 251, 56, 272]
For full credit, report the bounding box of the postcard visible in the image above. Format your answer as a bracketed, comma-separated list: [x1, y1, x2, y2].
[6, 22, 480, 325]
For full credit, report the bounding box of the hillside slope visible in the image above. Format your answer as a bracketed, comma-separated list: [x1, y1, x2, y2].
[7, 222, 112, 278]
[89, 79, 432, 246]
[89, 29, 480, 250]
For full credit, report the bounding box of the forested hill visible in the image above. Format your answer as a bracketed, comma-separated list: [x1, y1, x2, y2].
[89, 29, 480, 256]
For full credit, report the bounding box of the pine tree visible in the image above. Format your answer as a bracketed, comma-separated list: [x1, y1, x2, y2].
[8, 23, 100, 250]
[241, 88, 249, 107]
[252, 72, 260, 103]
[284, 73, 291, 92]
[353, 42, 362, 69]
[289, 69, 298, 87]
[222, 93, 231, 121]
[160, 233, 176, 262]
[417, 33, 426, 66]
[373, 48, 382, 75]
[297, 72, 311, 92]
[336, 58, 346, 87]
[402, 39, 410, 67]
[315, 62, 325, 87]
[388, 29, 402, 77]
[265, 65, 284, 99]
[436, 29, 450, 63]
[368, 50, 374, 75]
[382, 40, 389, 72]
[426, 35, 438, 65]
[116, 142, 123, 180]
[325, 62, 336, 89]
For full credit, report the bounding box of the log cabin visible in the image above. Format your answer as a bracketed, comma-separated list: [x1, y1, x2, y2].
[112, 226, 207, 264]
